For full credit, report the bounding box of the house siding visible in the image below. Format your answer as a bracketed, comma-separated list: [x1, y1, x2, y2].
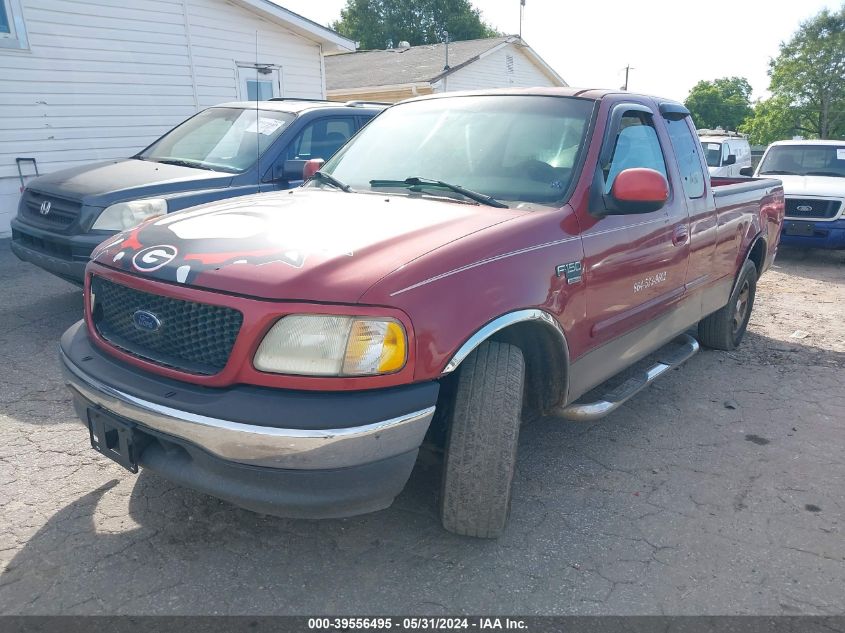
[437, 44, 558, 92]
[0, 0, 326, 236]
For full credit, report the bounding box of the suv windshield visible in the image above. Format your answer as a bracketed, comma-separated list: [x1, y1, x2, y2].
[702, 142, 722, 167]
[759, 144, 845, 177]
[138, 107, 294, 173]
[317, 95, 594, 206]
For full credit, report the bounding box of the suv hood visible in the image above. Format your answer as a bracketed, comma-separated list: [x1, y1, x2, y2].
[27, 159, 232, 207]
[92, 189, 523, 303]
[762, 174, 845, 198]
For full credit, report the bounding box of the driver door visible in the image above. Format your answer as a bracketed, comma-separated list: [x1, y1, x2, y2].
[574, 104, 690, 391]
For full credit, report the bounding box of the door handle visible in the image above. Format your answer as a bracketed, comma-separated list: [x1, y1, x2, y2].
[672, 226, 689, 246]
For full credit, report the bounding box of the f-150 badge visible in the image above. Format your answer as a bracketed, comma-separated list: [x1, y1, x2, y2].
[555, 261, 583, 284]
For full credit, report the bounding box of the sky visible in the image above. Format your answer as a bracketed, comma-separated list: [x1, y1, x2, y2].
[281, 0, 841, 102]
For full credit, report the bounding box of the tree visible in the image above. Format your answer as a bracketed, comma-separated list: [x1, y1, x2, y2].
[684, 77, 753, 131]
[767, 4, 845, 139]
[331, 0, 500, 50]
[742, 5, 844, 144]
[739, 96, 797, 145]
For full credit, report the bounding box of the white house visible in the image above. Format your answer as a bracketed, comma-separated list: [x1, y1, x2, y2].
[0, 0, 355, 236]
[325, 35, 566, 103]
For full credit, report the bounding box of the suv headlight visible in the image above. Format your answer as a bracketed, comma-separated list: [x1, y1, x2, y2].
[254, 314, 407, 376]
[92, 199, 167, 231]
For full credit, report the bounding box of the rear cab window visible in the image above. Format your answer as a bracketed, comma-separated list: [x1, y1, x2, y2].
[664, 116, 706, 198]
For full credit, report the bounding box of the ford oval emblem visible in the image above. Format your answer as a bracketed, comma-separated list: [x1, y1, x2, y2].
[796, 205, 813, 212]
[133, 310, 162, 332]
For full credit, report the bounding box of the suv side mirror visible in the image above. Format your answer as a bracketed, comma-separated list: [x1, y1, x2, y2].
[609, 168, 669, 214]
[724, 154, 737, 166]
[281, 160, 306, 181]
[739, 167, 754, 177]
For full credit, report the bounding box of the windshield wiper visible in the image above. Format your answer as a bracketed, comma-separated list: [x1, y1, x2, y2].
[152, 158, 216, 171]
[369, 177, 507, 208]
[804, 171, 844, 177]
[759, 170, 796, 175]
[312, 170, 353, 192]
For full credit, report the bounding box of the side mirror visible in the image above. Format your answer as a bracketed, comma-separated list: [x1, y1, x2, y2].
[609, 168, 669, 214]
[739, 167, 754, 177]
[281, 159, 306, 181]
[303, 158, 324, 180]
[724, 154, 737, 166]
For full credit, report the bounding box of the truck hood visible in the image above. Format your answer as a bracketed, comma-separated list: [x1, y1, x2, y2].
[26, 159, 232, 207]
[763, 174, 845, 199]
[92, 189, 523, 303]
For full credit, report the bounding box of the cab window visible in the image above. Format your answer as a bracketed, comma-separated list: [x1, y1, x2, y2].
[664, 116, 706, 198]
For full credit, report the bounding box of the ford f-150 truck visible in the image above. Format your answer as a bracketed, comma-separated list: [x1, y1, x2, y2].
[60, 88, 784, 538]
[11, 99, 383, 284]
[755, 139, 845, 249]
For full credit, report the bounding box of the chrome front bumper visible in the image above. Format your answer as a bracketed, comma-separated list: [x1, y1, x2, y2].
[61, 350, 435, 470]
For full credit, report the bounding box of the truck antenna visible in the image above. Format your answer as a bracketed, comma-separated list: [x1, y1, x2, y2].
[255, 29, 260, 193]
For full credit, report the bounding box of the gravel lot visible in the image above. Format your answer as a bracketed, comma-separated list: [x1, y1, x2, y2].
[0, 241, 843, 615]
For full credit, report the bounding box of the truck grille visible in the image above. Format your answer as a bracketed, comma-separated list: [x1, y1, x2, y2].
[90, 276, 243, 375]
[785, 198, 841, 220]
[20, 189, 82, 230]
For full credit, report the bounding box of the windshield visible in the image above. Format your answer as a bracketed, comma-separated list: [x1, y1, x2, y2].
[138, 107, 294, 173]
[702, 142, 722, 167]
[317, 95, 594, 206]
[759, 144, 845, 177]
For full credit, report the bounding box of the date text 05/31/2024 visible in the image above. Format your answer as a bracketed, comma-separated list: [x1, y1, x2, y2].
[307, 617, 528, 630]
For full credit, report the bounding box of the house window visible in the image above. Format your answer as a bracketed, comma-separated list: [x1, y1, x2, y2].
[0, 0, 29, 50]
[237, 65, 281, 101]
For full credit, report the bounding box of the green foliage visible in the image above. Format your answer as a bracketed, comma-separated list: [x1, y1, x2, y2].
[742, 4, 844, 144]
[331, 0, 500, 50]
[684, 77, 753, 131]
[739, 96, 798, 145]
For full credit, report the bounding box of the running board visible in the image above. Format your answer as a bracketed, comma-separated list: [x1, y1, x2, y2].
[555, 334, 700, 422]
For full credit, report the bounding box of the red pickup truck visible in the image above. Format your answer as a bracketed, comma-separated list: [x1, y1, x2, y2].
[60, 88, 784, 538]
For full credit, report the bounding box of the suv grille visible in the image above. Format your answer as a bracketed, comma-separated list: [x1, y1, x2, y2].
[91, 276, 243, 375]
[785, 198, 841, 219]
[20, 189, 82, 230]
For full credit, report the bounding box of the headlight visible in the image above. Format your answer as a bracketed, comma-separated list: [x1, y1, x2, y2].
[92, 199, 167, 231]
[253, 314, 407, 376]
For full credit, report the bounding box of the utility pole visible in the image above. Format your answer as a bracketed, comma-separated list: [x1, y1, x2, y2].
[621, 64, 634, 91]
[519, 0, 525, 39]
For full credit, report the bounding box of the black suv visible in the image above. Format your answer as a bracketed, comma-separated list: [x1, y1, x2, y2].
[11, 99, 385, 284]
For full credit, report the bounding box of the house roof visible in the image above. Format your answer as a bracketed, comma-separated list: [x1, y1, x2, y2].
[233, 0, 356, 52]
[325, 35, 564, 90]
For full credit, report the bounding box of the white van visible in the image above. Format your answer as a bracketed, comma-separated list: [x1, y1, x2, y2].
[698, 129, 752, 177]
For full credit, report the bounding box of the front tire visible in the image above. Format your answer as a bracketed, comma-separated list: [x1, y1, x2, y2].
[698, 259, 757, 350]
[440, 341, 525, 538]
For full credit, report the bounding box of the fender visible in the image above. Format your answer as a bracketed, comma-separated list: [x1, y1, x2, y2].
[442, 309, 568, 373]
[442, 308, 571, 405]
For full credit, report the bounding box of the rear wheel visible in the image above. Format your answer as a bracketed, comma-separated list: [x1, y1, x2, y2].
[698, 260, 757, 350]
[439, 341, 525, 538]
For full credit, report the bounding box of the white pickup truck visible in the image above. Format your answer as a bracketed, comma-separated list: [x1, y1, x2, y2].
[755, 139, 845, 249]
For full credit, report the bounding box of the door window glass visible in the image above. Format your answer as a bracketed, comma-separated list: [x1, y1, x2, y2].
[604, 112, 668, 194]
[286, 118, 356, 161]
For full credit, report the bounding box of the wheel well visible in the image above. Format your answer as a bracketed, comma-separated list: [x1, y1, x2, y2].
[748, 237, 766, 273]
[490, 321, 567, 414]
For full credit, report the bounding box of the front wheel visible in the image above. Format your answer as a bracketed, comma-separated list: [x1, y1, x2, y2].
[440, 340, 525, 538]
[698, 260, 758, 350]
